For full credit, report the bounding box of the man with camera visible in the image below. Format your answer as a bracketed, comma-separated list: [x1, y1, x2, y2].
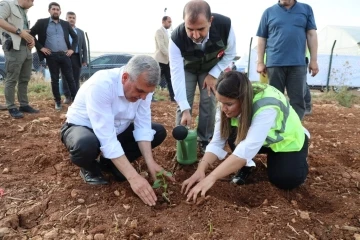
[0, 0, 39, 119]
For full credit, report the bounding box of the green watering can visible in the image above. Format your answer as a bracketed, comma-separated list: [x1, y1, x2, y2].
[172, 125, 198, 165]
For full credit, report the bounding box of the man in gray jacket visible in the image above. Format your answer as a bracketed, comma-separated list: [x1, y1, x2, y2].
[61, 11, 87, 104]
[154, 16, 174, 102]
[0, 0, 39, 119]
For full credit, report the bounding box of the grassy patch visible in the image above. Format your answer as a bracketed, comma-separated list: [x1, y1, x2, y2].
[27, 72, 53, 99]
[0, 72, 53, 101]
[153, 87, 169, 101]
[313, 88, 360, 107]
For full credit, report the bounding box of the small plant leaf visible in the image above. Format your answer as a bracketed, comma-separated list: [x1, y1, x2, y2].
[156, 170, 164, 177]
[163, 183, 168, 190]
[165, 172, 173, 177]
[152, 179, 161, 189]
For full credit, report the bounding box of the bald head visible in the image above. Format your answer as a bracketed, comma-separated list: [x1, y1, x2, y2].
[183, 0, 211, 24]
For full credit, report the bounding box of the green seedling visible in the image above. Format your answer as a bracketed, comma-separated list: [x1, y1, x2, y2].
[208, 221, 213, 235]
[152, 170, 173, 203]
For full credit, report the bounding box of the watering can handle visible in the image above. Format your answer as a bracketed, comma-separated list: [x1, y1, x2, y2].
[179, 140, 188, 160]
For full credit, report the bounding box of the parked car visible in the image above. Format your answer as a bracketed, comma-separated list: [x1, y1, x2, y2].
[32, 52, 46, 73]
[80, 53, 133, 80]
[0, 53, 44, 83]
[0, 55, 6, 83]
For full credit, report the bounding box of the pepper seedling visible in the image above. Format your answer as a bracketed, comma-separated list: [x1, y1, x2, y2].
[152, 170, 173, 203]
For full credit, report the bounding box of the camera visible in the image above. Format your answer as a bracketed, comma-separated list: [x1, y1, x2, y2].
[2, 32, 13, 51]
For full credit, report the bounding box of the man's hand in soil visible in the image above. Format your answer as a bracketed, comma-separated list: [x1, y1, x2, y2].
[186, 175, 216, 203]
[147, 161, 175, 182]
[112, 155, 158, 206]
[128, 174, 158, 206]
[137, 141, 175, 182]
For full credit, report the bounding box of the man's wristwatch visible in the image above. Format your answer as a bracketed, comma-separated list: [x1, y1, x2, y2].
[15, 28, 21, 35]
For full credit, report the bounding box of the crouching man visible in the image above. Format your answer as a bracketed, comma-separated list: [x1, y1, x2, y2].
[60, 55, 174, 206]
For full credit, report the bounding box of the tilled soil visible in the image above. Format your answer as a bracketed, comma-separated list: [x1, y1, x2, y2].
[0, 94, 360, 240]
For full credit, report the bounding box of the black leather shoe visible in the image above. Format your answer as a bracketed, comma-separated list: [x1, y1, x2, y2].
[79, 168, 109, 185]
[63, 97, 72, 104]
[98, 157, 127, 182]
[231, 166, 253, 185]
[55, 102, 62, 110]
[19, 105, 40, 113]
[9, 108, 24, 119]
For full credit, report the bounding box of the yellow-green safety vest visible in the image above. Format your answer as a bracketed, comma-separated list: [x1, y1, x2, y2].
[231, 83, 305, 152]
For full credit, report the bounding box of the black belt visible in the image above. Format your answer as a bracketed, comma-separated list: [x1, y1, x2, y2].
[52, 51, 67, 55]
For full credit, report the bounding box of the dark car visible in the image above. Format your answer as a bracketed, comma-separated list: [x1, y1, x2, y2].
[0, 55, 6, 83]
[0, 54, 43, 83]
[32, 52, 46, 73]
[80, 53, 133, 80]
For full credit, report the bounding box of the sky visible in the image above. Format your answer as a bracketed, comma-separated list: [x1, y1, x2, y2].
[24, 0, 360, 57]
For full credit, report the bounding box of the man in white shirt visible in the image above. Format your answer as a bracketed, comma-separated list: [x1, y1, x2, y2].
[169, 0, 236, 154]
[60, 55, 173, 206]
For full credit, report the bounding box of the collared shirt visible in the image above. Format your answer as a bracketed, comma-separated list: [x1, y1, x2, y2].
[169, 25, 237, 112]
[256, 1, 316, 67]
[69, 27, 78, 53]
[66, 67, 155, 159]
[45, 18, 68, 52]
[206, 107, 310, 166]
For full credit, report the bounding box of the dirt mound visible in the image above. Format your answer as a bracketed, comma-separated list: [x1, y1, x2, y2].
[1, 98, 360, 239]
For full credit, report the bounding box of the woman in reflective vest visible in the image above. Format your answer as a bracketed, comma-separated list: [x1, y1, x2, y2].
[182, 71, 310, 203]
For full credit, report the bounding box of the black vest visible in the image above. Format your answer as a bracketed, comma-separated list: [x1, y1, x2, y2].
[171, 13, 231, 74]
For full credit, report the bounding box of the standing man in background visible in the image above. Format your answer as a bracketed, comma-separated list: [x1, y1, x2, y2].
[0, 0, 39, 119]
[170, 0, 236, 154]
[61, 11, 87, 104]
[154, 16, 175, 102]
[30, 2, 78, 110]
[256, 0, 319, 120]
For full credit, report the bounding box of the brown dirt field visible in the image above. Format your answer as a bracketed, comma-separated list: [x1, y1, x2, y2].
[0, 93, 360, 240]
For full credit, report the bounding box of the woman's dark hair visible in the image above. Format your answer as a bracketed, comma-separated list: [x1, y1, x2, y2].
[216, 71, 264, 144]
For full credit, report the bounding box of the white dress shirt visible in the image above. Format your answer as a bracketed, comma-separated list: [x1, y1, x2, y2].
[66, 67, 155, 159]
[206, 107, 310, 167]
[169, 25, 237, 112]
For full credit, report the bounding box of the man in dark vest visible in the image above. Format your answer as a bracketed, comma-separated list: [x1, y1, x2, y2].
[169, 0, 237, 154]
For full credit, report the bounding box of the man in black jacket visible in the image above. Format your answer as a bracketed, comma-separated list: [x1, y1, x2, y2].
[61, 11, 88, 105]
[30, 2, 78, 110]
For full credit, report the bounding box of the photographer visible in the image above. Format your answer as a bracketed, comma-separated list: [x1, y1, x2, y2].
[0, 0, 39, 119]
